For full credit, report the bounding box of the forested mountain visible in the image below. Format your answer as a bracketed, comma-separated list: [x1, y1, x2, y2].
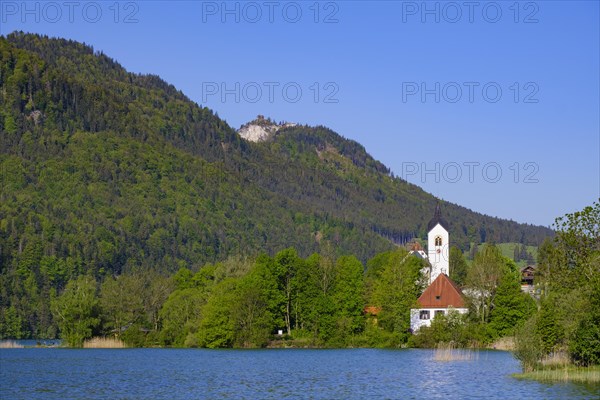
[0, 33, 553, 336]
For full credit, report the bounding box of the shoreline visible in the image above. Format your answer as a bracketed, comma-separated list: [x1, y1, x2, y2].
[513, 365, 600, 384]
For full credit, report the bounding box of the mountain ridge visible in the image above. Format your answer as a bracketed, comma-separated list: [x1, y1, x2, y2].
[0, 32, 553, 280]
[237, 115, 298, 142]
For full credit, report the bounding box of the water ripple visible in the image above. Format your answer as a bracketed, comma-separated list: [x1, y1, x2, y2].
[1, 348, 598, 399]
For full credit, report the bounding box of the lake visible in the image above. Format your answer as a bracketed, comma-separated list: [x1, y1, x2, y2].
[1, 348, 598, 399]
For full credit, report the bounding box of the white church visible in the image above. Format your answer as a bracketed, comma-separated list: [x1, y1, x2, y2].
[409, 205, 468, 332]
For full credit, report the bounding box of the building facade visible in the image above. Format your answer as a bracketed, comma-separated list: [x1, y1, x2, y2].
[410, 273, 468, 332]
[410, 205, 468, 332]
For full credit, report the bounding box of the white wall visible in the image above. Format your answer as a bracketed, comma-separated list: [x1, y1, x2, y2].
[410, 307, 468, 332]
[427, 223, 449, 284]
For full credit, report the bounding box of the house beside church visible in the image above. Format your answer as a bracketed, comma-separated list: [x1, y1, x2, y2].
[409, 205, 468, 332]
[410, 273, 467, 332]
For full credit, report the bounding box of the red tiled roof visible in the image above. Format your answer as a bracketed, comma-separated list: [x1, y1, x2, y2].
[411, 242, 423, 251]
[417, 274, 465, 308]
[364, 306, 381, 315]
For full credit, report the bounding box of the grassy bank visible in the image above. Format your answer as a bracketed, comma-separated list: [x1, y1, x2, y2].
[513, 365, 600, 384]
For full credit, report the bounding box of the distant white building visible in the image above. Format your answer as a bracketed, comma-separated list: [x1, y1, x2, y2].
[410, 205, 468, 332]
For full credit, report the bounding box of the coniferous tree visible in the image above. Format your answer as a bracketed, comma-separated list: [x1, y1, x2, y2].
[449, 246, 468, 286]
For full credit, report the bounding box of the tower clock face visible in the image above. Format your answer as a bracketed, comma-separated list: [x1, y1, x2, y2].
[436, 249, 441, 253]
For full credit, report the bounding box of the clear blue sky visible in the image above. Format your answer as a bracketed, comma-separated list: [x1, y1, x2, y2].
[2, 1, 598, 227]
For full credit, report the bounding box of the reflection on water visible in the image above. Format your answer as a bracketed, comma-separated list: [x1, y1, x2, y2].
[0, 347, 598, 399]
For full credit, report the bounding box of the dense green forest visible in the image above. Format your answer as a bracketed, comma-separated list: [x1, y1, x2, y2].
[5, 241, 533, 348]
[7, 201, 597, 365]
[0, 32, 553, 338]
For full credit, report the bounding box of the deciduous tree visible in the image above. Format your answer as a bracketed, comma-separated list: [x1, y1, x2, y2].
[466, 243, 504, 323]
[51, 275, 99, 347]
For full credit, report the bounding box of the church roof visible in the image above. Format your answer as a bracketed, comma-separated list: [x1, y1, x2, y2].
[411, 242, 423, 251]
[417, 274, 465, 308]
[411, 251, 427, 259]
[427, 204, 449, 232]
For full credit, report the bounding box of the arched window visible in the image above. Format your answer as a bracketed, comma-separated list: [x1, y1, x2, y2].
[435, 236, 442, 246]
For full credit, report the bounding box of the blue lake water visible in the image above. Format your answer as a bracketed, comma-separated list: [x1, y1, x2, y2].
[1, 348, 598, 399]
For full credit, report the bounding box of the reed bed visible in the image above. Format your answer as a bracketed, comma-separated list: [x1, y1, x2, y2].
[83, 337, 126, 349]
[514, 351, 600, 383]
[489, 336, 515, 351]
[433, 342, 478, 361]
[514, 365, 600, 383]
[540, 351, 570, 367]
[0, 340, 24, 349]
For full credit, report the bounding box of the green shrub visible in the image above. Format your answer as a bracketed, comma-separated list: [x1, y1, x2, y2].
[514, 316, 544, 372]
[121, 324, 149, 347]
[570, 315, 600, 366]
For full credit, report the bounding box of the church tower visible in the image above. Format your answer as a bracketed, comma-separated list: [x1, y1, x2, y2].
[410, 205, 468, 333]
[427, 204, 449, 284]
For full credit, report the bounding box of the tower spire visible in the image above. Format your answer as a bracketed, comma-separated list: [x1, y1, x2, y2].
[434, 203, 441, 219]
[427, 203, 449, 284]
[427, 203, 449, 232]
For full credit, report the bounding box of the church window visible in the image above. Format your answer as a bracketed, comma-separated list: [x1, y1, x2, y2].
[435, 236, 442, 246]
[419, 310, 430, 320]
[435, 310, 445, 318]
